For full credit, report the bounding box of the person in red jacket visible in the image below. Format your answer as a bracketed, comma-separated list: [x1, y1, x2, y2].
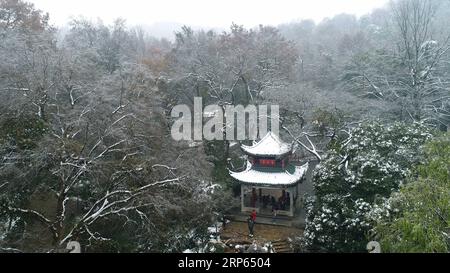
[251, 210, 257, 222]
[248, 210, 257, 237]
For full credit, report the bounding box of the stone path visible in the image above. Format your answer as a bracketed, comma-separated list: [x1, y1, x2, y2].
[220, 221, 303, 253]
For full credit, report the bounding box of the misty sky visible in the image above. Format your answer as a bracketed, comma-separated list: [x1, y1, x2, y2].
[30, 0, 389, 29]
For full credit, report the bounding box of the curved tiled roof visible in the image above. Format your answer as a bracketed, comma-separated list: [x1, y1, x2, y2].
[230, 161, 308, 187]
[241, 132, 293, 157]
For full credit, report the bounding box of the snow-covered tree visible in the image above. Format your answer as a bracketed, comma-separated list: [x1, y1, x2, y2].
[0, 12, 224, 253]
[167, 24, 299, 162]
[0, 0, 49, 32]
[342, 0, 450, 128]
[303, 121, 432, 252]
[371, 133, 450, 252]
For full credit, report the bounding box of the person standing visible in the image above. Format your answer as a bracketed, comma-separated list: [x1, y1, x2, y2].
[247, 216, 255, 237]
[272, 202, 278, 223]
[222, 214, 227, 230]
[251, 189, 257, 208]
[251, 210, 257, 222]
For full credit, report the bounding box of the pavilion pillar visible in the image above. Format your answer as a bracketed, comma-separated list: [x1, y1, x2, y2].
[289, 188, 294, 217]
[241, 185, 245, 213]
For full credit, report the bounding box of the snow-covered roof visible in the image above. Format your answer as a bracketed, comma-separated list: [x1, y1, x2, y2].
[241, 132, 293, 157]
[230, 162, 308, 187]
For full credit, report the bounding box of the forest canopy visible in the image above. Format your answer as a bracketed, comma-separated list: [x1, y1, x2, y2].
[0, 0, 449, 253]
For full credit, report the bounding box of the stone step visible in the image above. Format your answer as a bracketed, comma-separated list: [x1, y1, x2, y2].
[272, 244, 289, 249]
[271, 239, 293, 253]
[274, 247, 292, 253]
[272, 239, 289, 244]
[272, 242, 287, 247]
[275, 245, 291, 249]
[275, 249, 292, 253]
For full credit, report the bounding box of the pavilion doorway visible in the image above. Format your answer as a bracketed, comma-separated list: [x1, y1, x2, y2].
[241, 185, 298, 217]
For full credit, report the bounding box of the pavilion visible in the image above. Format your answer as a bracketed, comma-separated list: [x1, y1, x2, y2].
[229, 132, 308, 217]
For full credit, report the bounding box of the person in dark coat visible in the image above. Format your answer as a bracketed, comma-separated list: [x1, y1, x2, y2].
[272, 202, 278, 223]
[262, 195, 269, 208]
[270, 196, 276, 207]
[222, 215, 227, 229]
